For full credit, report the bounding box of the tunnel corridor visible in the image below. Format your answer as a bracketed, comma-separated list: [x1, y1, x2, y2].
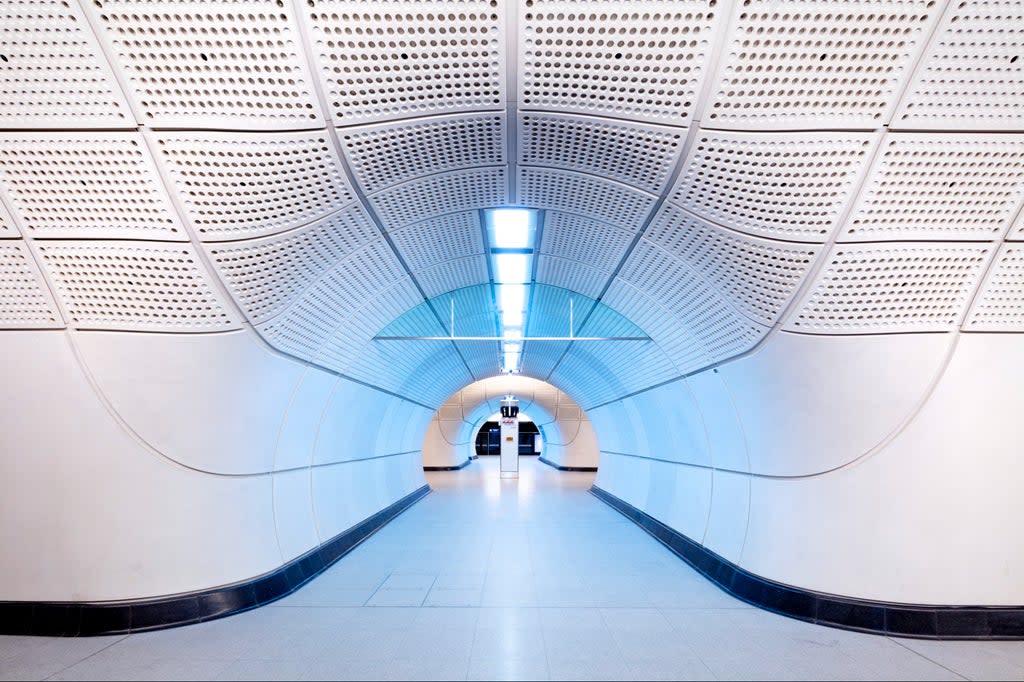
[1, 0, 1024, 677]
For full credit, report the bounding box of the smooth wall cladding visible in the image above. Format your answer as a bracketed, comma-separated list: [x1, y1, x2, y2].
[0, 0, 1023, 622]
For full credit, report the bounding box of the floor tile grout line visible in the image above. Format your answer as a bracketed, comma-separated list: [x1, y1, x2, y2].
[40, 633, 132, 681]
[888, 636, 972, 681]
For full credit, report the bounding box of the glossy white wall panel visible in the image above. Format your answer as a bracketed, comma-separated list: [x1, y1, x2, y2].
[630, 383, 710, 466]
[717, 331, 952, 476]
[275, 368, 338, 472]
[645, 460, 712, 543]
[557, 420, 598, 469]
[685, 372, 749, 472]
[311, 459, 386, 543]
[701, 470, 750, 564]
[0, 331, 281, 601]
[314, 380, 394, 465]
[739, 333, 1024, 605]
[272, 468, 318, 563]
[421, 420, 457, 467]
[72, 330, 302, 475]
[594, 452, 650, 513]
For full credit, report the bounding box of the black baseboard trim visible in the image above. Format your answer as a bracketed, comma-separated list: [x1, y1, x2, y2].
[0, 485, 431, 637]
[590, 485, 1024, 640]
[539, 456, 598, 472]
[423, 458, 472, 471]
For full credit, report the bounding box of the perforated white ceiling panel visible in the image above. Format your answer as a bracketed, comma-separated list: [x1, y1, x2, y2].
[0, 0, 1021, 409]
[891, 0, 1024, 130]
[0, 0, 134, 128]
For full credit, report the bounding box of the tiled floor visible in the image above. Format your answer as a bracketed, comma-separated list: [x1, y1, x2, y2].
[3, 456, 1023, 681]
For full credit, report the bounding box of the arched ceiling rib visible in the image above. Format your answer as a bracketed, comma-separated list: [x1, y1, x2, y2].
[0, 0, 1022, 411]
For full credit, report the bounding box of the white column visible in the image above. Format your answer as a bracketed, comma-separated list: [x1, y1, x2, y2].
[499, 396, 519, 478]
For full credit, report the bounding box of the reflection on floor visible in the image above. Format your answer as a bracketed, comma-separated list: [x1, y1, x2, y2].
[2, 456, 1023, 681]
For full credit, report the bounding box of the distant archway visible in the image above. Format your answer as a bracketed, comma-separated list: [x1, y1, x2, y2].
[422, 376, 598, 470]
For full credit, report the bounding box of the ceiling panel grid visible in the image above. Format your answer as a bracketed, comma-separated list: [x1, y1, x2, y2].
[535, 256, 609, 300]
[550, 340, 677, 410]
[538, 213, 635, 270]
[784, 243, 995, 334]
[454, 340, 502, 380]
[154, 131, 354, 242]
[368, 168, 508, 229]
[387, 212, 485, 271]
[608, 241, 770, 372]
[670, 131, 878, 243]
[316, 280, 426, 371]
[964, 244, 1024, 332]
[350, 339, 472, 407]
[701, 0, 945, 130]
[412, 256, 491, 299]
[302, 0, 505, 125]
[0, 241, 63, 329]
[644, 205, 821, 326]
[0, 0, 135, 128]
[839, 133, 1024, 243]
[518, 167, 656, 229]
[258, 251, 418, 365]
[891, 0, 1024, 131]
[520, 340, 571, 381]
[86, 0, 322, 129]
[518, 0, 722, 124]
[0, 132, 185, 241]
[206, 205, 379, 324]
[341, 114, 506, 193]
[600, 280, 715, 375]
[518, 113, 685, 194]
[35, 241, 241, 332]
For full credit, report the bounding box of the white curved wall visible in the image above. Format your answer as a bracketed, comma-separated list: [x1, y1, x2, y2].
[422, 375, 598, 470]
[0, 0, 1022, 612]
[591, 330, 1024, 605]
[0, 328, 429, 601]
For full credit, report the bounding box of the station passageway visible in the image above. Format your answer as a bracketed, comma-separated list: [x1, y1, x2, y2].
[2, 457, 1021, 682]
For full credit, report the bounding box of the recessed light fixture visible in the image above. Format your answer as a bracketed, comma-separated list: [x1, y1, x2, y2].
[485, 208, 538, 373]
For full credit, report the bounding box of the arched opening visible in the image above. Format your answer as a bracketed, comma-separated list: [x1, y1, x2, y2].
[421, 375, 599, 472]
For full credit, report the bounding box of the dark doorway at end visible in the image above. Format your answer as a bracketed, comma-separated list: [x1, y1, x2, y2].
[474, 420, 541, 457]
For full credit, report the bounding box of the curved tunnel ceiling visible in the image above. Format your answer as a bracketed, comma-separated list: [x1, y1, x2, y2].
[0, 0, 1022, 412]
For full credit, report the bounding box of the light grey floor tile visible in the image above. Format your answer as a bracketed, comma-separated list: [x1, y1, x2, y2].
[0, 459, 1009, 681]
[893, 638, 1024, 681]
[365, 588, 429, 607]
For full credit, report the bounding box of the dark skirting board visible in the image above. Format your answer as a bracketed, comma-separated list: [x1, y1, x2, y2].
[538, 456, 598, 472]
[423, 458, 472, 471]
[0, 485, 431, 637]
[590, 485, 1024, 640]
